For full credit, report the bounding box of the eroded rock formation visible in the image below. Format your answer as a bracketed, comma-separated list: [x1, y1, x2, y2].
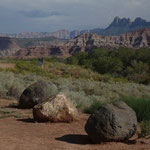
[1, 28, 150, 58]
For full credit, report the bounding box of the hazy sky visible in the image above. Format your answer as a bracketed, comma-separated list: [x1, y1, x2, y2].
[0, 0, 150, 33]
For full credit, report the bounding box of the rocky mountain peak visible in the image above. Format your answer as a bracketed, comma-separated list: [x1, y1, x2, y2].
[109, 16, 150, 29]
[134, 17, 147, 24]
[113, 16, 120, 24]
[109, 16, 131, 27]
[130, 17, 149, 28]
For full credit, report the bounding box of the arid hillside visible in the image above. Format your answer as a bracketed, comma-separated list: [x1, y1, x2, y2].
[12, 28, 150, 58]
[0, 37, 20, 56]
[0, 28, 150, 58]
[66, 28, 150, 54]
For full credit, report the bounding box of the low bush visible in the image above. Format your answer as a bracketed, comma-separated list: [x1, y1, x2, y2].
[0, 71, 45, 99]
[120, 97, 150, 121]
[0, 109, 16, 114]
[0, 69, 150, 116]
[138, 120, 150, 137]
[83, 100, 106, 114]
[7, 85, 21, 99]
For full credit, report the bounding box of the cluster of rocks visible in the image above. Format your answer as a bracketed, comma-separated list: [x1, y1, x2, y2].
[19, 80, 78, 123]
[19, 80, 137, 143]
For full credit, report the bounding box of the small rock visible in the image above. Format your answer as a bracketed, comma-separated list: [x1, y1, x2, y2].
[33, 93, 78, 123]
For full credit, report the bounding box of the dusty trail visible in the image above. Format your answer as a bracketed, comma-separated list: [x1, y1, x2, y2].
[0, 63, 15, 69]
[0, 99, 150, 150]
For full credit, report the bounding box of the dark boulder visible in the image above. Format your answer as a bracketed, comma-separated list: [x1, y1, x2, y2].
[19, 80, 57, 108]
[85, 101, 137, 143]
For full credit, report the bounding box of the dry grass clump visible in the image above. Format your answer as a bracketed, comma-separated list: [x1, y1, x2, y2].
[139, 120, 150, 137]
[53, 78, 150, 110]
[12, 61, 103, 81]
[0, 69, 150, 137]
[0, 71, 45, 99]
[0, 70, 150, 113]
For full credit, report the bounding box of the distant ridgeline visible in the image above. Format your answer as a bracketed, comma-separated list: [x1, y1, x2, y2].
[0, 17, 150, 39]
[91, 16, 150, 36]
[0, 28, 150, 58]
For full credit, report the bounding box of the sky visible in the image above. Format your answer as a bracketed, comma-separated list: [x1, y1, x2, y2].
[0, 0, 150, 33]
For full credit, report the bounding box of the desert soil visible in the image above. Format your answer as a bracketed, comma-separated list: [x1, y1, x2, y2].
[0, 99, 150, 150]
[0, 63, 15, 69]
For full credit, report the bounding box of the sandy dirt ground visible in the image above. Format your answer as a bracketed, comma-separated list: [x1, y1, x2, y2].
[0, 99, 150, 150]
[0, 63, 15, 69]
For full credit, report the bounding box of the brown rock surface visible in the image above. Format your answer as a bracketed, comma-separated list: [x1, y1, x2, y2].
[12, 45, 71, 58]
[33, 94, 78, 122]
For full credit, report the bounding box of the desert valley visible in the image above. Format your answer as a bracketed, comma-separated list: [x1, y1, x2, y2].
[0, 4, 150, 149]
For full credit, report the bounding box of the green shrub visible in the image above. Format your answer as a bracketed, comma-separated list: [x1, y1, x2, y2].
[138, 120, 150, 137]
[120, 97, 150, 121]
[93, 56, 123, 74]
[0, 71, 46, 99]
[45, 57, 65, 63]
[0, 68, 150, 113]
[83, 100, 106, 114]
[66, 48, 150, 84]
[0, 109, 16, 114]
[12, 60, 103, 81]
[7, 85, 21, 99]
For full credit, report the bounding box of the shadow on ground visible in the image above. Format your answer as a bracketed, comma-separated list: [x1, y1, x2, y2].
[3, 105, 18, 109]
[17, 118, 35, 123]
[56, 134, 92, 145]
[56, 134, 137, 145]
[123, 140, 137, 145]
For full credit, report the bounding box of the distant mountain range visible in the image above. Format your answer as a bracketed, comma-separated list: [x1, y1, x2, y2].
[92, 16, 150, 36]
[0, 30, 82, 39]
[0, 17, 150, 39]
[1, 28, 150, 58]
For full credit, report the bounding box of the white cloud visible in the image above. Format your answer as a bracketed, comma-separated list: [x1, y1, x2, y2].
[0, 0, 149, 33]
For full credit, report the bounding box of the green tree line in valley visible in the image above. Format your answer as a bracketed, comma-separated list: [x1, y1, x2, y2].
[66, 47, 150, 84]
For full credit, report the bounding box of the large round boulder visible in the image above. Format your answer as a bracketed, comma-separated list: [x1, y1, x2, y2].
[19, 80, 57, 108]
[33, 93, 78, 123]
[85, 101, 137, 143]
